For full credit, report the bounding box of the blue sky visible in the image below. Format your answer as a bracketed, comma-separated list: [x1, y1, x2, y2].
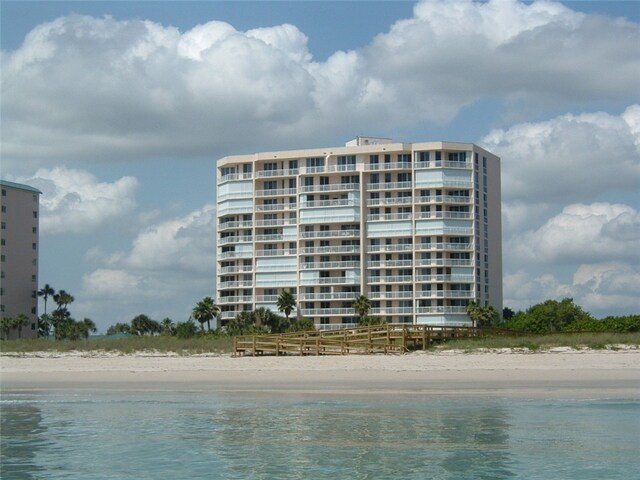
[1, 0, 639, 332]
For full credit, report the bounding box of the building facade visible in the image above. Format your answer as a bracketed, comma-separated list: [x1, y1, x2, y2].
[216, 138, 501, 329]
[0, 180, 41, 338]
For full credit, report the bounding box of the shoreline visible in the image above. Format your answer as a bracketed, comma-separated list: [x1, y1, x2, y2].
[2, 349, 639, 398]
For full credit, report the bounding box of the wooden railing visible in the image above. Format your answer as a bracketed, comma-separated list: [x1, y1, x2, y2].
[233, 324, 479, 356]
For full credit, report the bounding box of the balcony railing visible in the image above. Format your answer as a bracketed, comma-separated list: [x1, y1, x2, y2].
[298, 292, 358, 301]
[366, 162, 412, 171]
[255, 187, 297, 197]
[300, 229, 360, 239]
[219, 235, 253, 245]
[416, 195, 472, 204]
[218, 281, 254, 289]
[255, 248, 297, 257]
[415, 160, 472, 169]
[219, 172, 253, 182]
[414, 212, 472, 220]
[368, 275, 413, 283]
[415, 243, 473, 251]
[300, 245, 360, 254]
[256, 168, 299, 178]
[219, 265, 254, 274]
[367, 244, 413, 253]
[367, 213, 412, 222]
[367, 260, 413, 268]
[302, 199, 358, 208]
[254, 218, 297, 227]
[366, 197, 412, 206]
[301, 308, 355, 316]
[218, 296, 253, 304]
[218, 250, 253, 259]
[367, 181, 412, 191]
[255, 234, 284, 242]
[368, 291, 414, 300]
[301, 261, 360, 270]
[416, 306, 467, 314]
[415, 259, 473, 267]
[415, 274, 474, 282]
[300, 277, 361, 285]
[370, 307, 414, 315]
[218, 220, 254, 231]
[299, 182, 360, 193]
[415, 290, 474, 298]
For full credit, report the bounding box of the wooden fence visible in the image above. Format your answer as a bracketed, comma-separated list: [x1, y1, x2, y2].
[233, 324, 479, 356]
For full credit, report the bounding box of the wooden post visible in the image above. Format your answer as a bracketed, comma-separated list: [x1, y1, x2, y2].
[275, 337, 280, 356]
[252, 336, 256, 357]
[422, 326, 427, 350]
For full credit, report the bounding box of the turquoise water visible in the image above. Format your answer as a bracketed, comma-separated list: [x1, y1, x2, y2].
[1, 390, 638, 479]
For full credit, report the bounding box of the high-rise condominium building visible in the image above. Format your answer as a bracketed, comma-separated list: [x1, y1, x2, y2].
[216, 137, 501, 329]
[1, 180, 41, 338]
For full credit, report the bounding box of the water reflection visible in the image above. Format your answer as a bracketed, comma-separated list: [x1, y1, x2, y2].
[0, 396, 48, 479]
[205, 396, 515, 479]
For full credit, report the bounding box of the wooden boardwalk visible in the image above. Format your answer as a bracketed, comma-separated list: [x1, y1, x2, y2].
[233, 324, 479, 356]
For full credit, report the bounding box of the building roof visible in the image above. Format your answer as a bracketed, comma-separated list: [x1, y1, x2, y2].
[0, 179, 42, 194]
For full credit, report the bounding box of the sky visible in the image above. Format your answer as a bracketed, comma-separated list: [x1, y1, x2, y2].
[1, 0, 639, 333]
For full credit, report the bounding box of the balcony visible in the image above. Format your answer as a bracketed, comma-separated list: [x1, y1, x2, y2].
[366, 213, 412, 222]
[301, 261, 360, 270]
[367, 244, 413, 253]
[414, 211, 472, 220]
[218, 296, 253, 304]
[255, 187, 297, 197]
[366, 197, 412, 206]
[219, 172, 253, 183]
[416, 195, 472, 205]
[416, 306, 467, 314]
[367, 181, 412, 191]
[368, 275, 413, 283]
[218, 250, 253, 260]
[300, 229, 360, 239]
[218, 235, 253, 245]
[300, 245, 360, 254]
[366, 162, 412, 171]
[301, 277, 361, 286]
[298, 292, 358, 301]
[415, 274, 474, 282]
[415, 243, 473, 251]
[370, 307, 414, 315]
[219, 265, 253, 274]
[301, 308, 355, 316]
[368, 291, 414, 300]
[302, 198, 358, 208]
[415, 258, 473, 267]
[218, 220, 253, 231]
[255, 248, 297, 257]
[299, 182, 360, 193]
[415, 160, 472, 169]
[218, 280, 254, 289]
[254, 218, 297, 227]
[255, 233, 284, 242]
[415, 290, 474, 299]
[256, 168, 299, 178]
[367, 260, 412, 268]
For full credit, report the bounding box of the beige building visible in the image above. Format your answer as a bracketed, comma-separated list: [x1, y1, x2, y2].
[216, 137, 502, 329]
[1, 180, 41, 339]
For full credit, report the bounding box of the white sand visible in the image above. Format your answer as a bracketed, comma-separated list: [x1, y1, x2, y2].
[2, 349, 639, 397]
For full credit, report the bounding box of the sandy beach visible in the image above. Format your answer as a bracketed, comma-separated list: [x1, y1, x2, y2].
[2, 348, 639, 397]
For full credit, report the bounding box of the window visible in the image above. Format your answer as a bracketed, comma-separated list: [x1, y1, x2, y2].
[1, 206, 5, 213]
[306, 157, 324, 168]
[337, 155, 356, 166]
[1, 222, 5, 229]
[289, 159, 298, 169]
[32, 243, 37, 250]
[33, 211, 38, 219]
[1, 189, 5, 196]
[369, 155, 379, 166]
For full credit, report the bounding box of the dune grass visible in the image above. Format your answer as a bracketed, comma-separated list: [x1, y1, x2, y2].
[0, 334, 235, 355]
[429, 331, 640, 352]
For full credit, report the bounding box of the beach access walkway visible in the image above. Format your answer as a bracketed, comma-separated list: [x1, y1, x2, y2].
[233, 324, 479, 356]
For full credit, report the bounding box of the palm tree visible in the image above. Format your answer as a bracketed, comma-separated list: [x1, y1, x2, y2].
[466, 301, 497, 328]
[130, 314, 160, 336]
[1, 316, 13, 340]
[82, 318, 97, 336]
[352, 295, 371, 323]
[160, 318, 175, 336]
[276, 290, 296, 321]
[12, 314, 30, 339]
[53, 290, 74, 321]
[192, 296, 219, 332]
[38, 284, 55, 315]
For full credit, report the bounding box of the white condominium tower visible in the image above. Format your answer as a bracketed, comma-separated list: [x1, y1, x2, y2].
[216, 137, 502, 329]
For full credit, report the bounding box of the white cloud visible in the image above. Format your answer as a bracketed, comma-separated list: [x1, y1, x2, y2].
[508, 203, 640, 265]
[14, 167, 138, 234]
[483, 105, 640, 203]
[2, 1, 639, 170]
[82, 268, 144, 298]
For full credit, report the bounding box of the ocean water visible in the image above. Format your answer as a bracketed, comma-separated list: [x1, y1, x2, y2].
[1, 390, 638, 480]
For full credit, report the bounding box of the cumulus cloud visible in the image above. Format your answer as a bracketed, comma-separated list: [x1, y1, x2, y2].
[14, 167, 138, 234]
[2, 0, 639, 170]
[508, 203, 640, 265]
[483, 105, 640, 204]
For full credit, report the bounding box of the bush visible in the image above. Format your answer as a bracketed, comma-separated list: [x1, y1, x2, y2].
[175, 319, 198, 339]
[286, 318, 315, 332]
